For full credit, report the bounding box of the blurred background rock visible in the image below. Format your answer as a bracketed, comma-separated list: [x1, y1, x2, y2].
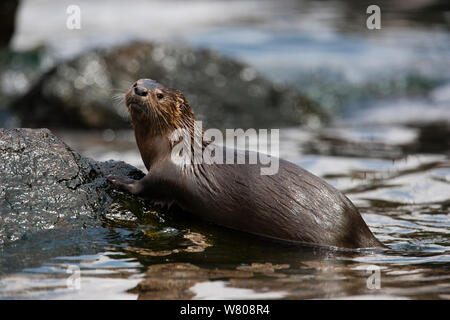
[1, 0, 449, 132]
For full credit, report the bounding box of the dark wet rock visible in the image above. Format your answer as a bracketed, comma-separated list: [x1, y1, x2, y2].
[409, 122, 450, 155]
[11, 42, 325, 130]
[0, 128, 160, 246]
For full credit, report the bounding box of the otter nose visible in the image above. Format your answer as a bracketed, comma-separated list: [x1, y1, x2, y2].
[133, 84, 148, 97]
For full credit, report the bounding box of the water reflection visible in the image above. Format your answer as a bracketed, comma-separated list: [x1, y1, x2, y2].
[0, 251, 141, 299]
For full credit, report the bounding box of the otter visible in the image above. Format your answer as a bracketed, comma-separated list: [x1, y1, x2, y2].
[108, 78, 384, 249]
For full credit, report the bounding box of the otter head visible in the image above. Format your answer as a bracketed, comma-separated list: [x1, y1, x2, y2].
[125, 79, 197, 169]
[125, 79, 195, 136]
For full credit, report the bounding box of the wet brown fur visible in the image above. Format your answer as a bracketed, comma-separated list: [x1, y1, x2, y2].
[110, 79, 386, 249]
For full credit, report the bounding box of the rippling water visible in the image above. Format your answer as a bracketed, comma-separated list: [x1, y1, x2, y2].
[1, 0, 449, 299]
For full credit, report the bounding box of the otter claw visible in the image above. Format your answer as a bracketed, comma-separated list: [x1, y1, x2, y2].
[107, 175, 122, 184]
[107, 175, 132, 183]
[107, 175, 135, 193]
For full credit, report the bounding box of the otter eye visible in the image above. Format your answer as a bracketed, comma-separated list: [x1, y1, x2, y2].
[156, 93, 164, 99]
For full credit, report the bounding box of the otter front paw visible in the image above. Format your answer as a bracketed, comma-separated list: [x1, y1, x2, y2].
[107, 175, 136, 194]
